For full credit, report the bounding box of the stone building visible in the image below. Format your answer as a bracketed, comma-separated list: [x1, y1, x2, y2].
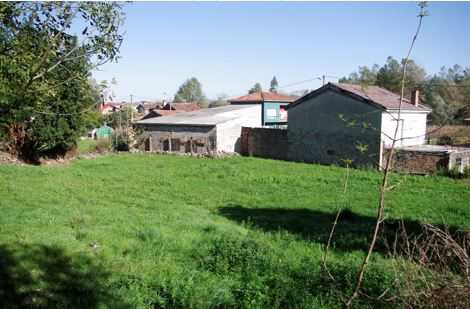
[135, 105, 261, 153]
[287, 83, 431, 168]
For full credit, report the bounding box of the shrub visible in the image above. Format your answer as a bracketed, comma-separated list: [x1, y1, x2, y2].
[95, 138, 111, 153]
[111, 129, 130, 152]
[390, 224, 470, 308]
[464, 166, 470, 178]
[437, 135, 453, 145]
[442, 166, 470, 179]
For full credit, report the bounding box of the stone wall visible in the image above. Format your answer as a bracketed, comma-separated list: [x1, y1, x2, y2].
[139, 124, 217, 154]
[383, 147, 470, 174]
[383, 148, 449, 174]
[240, 127, 288, 160]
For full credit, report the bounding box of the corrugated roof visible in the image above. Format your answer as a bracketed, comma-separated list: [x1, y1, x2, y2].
[289, 83, 431, 112]
[229, 91, 296, 103]
[136, 105, 259, 126]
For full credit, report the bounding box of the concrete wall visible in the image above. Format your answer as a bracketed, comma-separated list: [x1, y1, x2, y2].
[240, 127, 288, 160]
[216, 105, 262, 152]
[140, 124, 217, 153]
[449, 150, 470, 172]
[381, 111, 428, 147]
[288, 91, 382, 167]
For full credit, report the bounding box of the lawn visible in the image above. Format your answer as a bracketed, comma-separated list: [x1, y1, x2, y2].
[0, 154, 469, 308]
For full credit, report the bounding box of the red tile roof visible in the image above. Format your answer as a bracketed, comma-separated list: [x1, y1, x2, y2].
[229, 91, 296, 103]
[289, 83, 431, 112]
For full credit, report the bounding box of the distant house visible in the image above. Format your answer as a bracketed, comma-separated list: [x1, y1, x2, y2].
[163, 102, 201, 112]
[141, 102, 201, 120]
[136, 101, 164, 114]
[141, 109, 176, 120]
[99, 102, 121, 115]
[135, 105, 261, 153]
[287, 83, 431, 168]
[229, 91, 296, 127]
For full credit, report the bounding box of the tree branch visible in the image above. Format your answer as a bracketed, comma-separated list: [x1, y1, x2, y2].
[345, 3, 427, 307]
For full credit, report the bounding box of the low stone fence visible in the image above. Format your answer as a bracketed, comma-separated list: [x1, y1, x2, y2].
[240, 127, 288, 160]
[383, 146, 470, 174]
[383, 148, 449, 174]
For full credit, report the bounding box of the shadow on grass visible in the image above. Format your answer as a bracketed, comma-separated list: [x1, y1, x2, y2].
[0, 243, 129, 308]
[218, 205, 462, 255]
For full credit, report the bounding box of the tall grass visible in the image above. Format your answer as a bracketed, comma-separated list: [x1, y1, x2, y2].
[0, 154, 468, 307]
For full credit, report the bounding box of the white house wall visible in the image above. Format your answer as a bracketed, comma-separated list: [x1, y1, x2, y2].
[381, 111, 428, 147]
[216, 105, 262, 153]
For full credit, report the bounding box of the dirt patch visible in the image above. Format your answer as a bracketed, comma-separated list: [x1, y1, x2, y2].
[0, 152, 22, 165]
[0, 150, 110, 166]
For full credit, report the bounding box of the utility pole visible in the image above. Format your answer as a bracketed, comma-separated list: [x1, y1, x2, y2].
[163, 92, 170, 110]
[322, 74, 326, 86]
[129, 94, 134, 123]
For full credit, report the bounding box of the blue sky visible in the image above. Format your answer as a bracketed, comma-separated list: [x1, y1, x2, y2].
[92, 1, 470, 101]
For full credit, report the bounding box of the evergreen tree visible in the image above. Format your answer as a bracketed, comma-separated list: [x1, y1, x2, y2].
[248, 83, 262, 94]
[270, 76, 279, 92]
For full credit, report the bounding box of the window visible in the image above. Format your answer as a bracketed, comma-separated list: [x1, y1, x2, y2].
[171, 138, 181, 151]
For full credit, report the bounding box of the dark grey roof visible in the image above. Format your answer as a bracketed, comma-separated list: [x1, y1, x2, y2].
[289, 83, 432, 112]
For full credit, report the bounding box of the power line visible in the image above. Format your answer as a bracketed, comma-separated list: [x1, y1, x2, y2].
[277, 76, 322, 89]
[277, 74, 340, 90]
[422, 83, 470, 88]
[31, 74, 342, 116]
[33, 101, 101, 116]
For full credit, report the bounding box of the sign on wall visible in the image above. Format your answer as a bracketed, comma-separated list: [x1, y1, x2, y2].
[266, 109, 277, 118]
[280, 107, 287, 121]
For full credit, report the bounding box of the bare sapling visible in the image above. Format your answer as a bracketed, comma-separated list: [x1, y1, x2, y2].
[345, 2, 428, 307]
[322, 160, 351, 280]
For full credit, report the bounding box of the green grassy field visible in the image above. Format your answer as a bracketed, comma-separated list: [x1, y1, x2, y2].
[0, 154, 469, 308]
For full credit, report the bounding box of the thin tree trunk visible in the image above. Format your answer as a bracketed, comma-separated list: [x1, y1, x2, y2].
[345, 4, 427, 307]
[323, 162, 350, 280]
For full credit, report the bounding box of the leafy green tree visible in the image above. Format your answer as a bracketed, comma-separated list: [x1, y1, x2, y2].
[174, 77, 206, 103]
[424, 66, 470, 124]
[340, 57, 470, 124]
[340, 56, 425, 97]
[104, 106, 134, 129]
[269, 76, 279, 92]
[209, 94, 228, 108]
[376, 57, 426, 95]
[0, 2, 124, 160]
[80, 79, 105, 134]
[81, 109, 104, 134]
[248, 83, 262, 94]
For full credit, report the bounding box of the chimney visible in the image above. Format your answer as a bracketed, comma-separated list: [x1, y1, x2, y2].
[411, 89, 420, 107]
